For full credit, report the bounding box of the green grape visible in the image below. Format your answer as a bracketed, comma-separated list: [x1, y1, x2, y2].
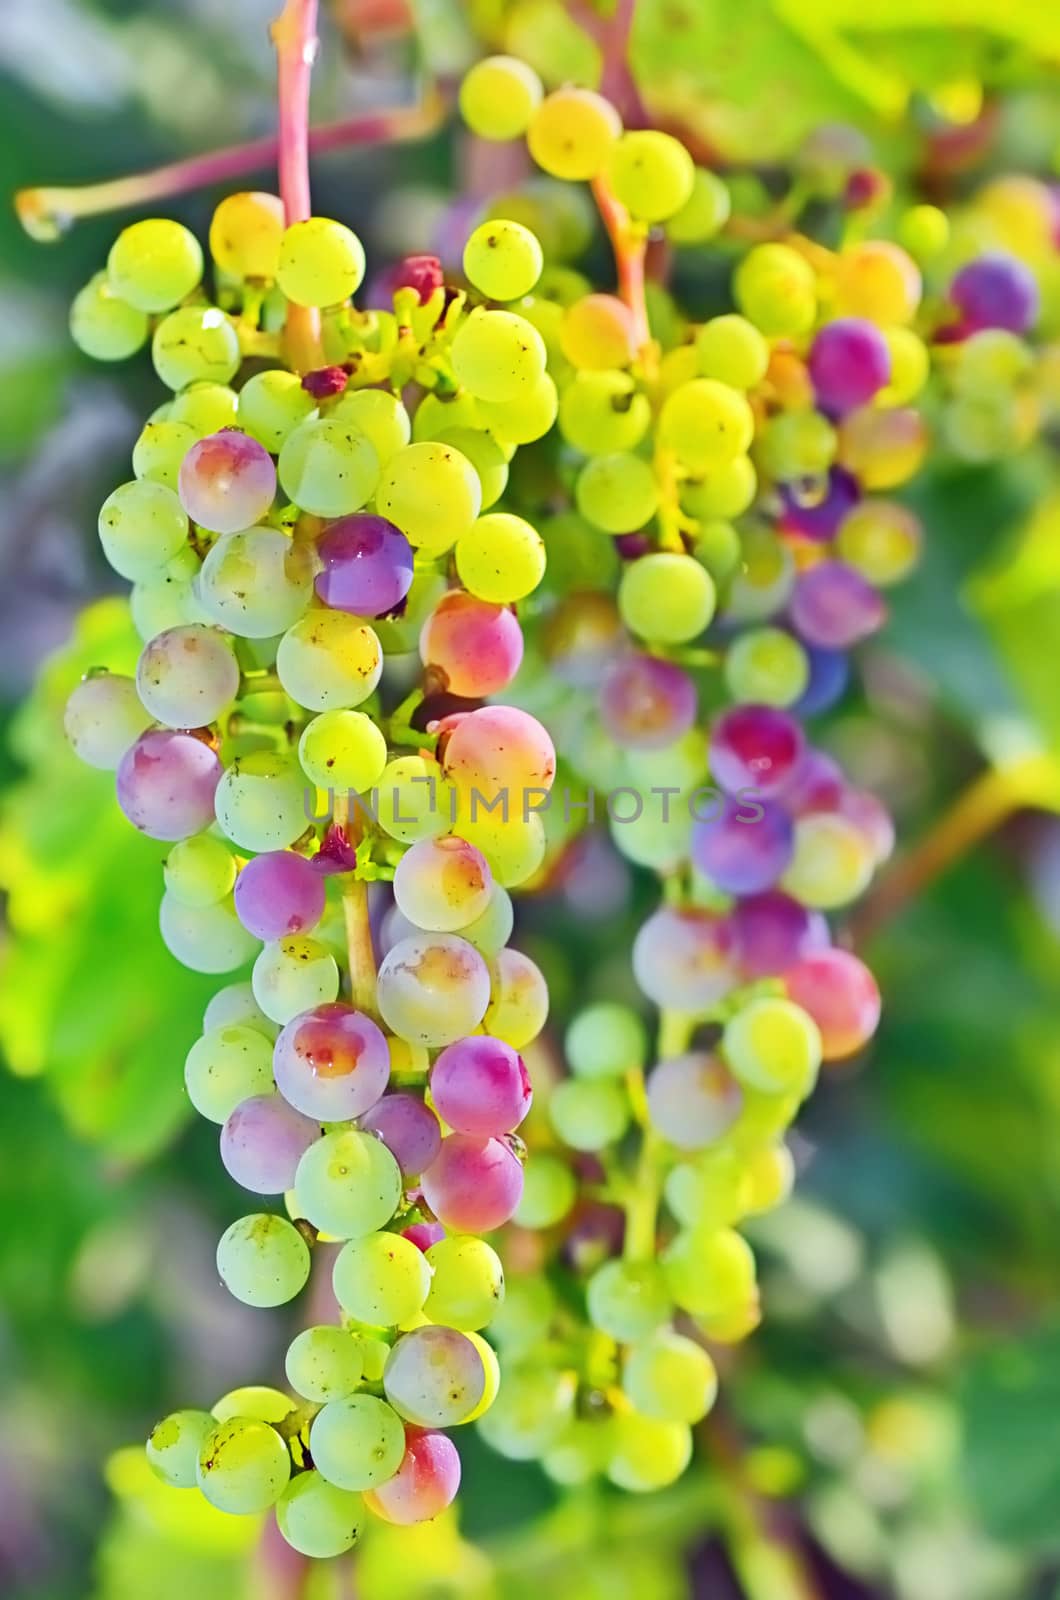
[527, 87, 622, 182]
[332, 1232, 432, 1326]
[152, 306, 241, 391]
[198, 528, 315, 639]
[278, 416, 380, 518]
[70, 271, 149, 360]
[252, 936, 340, 1025]
[376, 441, 482, 555]
[744, 1142, 795, 1214]
[464, 219, 543, 300]
[607, 1413, 691, 1491]
[434, 427, 508, 508]
[683, 455, 758, 519]
[781, 813, 875, 909]
[476, 371, 558, 445]
[277, 612, 382, 712]
[618, 552, 716, 643]
[836, 500, 921, 587]
[211, 1386, 295, 1425]
[203, 981, 277, 1037]
[237, 369, 316, 451]
[696, 314, 769, 389]
[460, 884, 515, 956]
[543, 1418, 610, 1486]
[217, 1213, 311, 1307]
[163, 834, 236, 908]
[514, 1155, 576, 1228]
[184, 1024, 274, 1122]
[299, 709, 388, 793]
[277, 217, 366, 307]
[575, 452, 659, 533]
[489, 1275, 554, 1358]
[755, 409, 836, 481]
[725, 527, 796, 622]
[658, 378, 754, 471]
[606, 131, 695, 223]
[694, 518, 742, 582]
[170, 382, 240, 436]
[455, 511, 546, 603]
[107, 218, 203, 313]
[130, 546, 204, 639]
[734, 243, 817, 336]
[159, 892, 257, 975]
[566, 1003, 646, 1079]
[722, 997, 821, 1097]
[451, 309, 548, 403]
[295, 1129, 401, 1239]
[586, 1260, 672, 1342]
[622, 1331, 718, 1424]
[666, 168, 731, 244]
[459, 54, 544, 141]
[476, 1365, 576, 1459]
[897, 202, 949, 260]
[215, 752, 309, 852]
[611, 800, 694, 872]
[724, 626, 809, 707]
[664, 1147, 750, 1228]
[549, 1077, 630, 1151]
[376, 754, 453, 844]
[424, 1235, 505, 1330]
[309, 1394, 406, 1490]
[276, 1470, 363, 1557]
[330, 387, 411, 464]
[132, 419, 197, 489]
[146, 1408, 214, 1488]
[285, 1325, 365, 1402]
[558, 370, 651, 455]
[411, 388, 484, 443]
[196, 1416, 290, 1513]
[662, 1226, 756, 1318]
[881, 327, 929, 405]
[97, 479, 188, 581]
[539, 511, 620, 596]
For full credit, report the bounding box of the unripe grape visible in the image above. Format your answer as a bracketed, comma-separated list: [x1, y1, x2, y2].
[277, 217, 366, 307]
[459, 55, 544, 141]
[209, 191, 285, 280]
[464, 219, 543, 300]
[606, 131, 695, 222]
[107, 218, 203, 313]
[527, 88, 622, 181]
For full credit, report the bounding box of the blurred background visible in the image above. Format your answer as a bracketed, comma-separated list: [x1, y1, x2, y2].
[2, 3, 1060, 1598]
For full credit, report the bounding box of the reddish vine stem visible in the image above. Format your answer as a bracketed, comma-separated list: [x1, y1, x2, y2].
[590, 174, 651, 352]
[271, 0, 324, 370]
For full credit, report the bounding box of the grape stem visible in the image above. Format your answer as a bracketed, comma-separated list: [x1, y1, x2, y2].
[622, 1009, 689, 1261]
[590, 173, 651, 354]
[333, 792, 381, 1019]
[271, 0, 324, 370]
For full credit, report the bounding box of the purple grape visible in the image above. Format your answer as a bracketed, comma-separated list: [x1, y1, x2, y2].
[599, 653, 697, 750]
[691, 795, 794, 895]
[315, 514, 414, 617]
[274, 1002, 390, 1121]
[730, 891, 830, 979]
[789, 561, 886, 649]
[779, 468, 859, 542]
[794, 646, 849, 716]
[709, 705, 805, 798]
[220, 1093, 319, 1194]
[116, 728, 222, 840]
[808, 318, 891, 414]
[359, 1093, 442, 1178]
[429, 1037, 532, 1137]
[781, 748, 845, 815]
[950, 252, 1039, 335]
[234, 851, 327, 941]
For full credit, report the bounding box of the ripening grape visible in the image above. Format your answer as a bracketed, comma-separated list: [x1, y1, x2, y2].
[608, 1413, 692, 1492]
[275, 1471, 363, 1558]
[146, 1408, 214, 1488]
[464, 219, 543, 300]
[98, 479, 189, 581]
[178, 430, 277, 534]
[237, 369, 316, 452]
[950, 251, 1039, 334]
[527, 87, 622, 181]
[216, 1212, 311, 1307]
[285, 1326, 365, 1404]
[482, 947, 549, 1047]
[723, 997, 822, 1097]
[459, 54, 543, 140]
[430, 1035, 531, 1136]
[220, 1093, 319, 1194]
[116, 728, 221, 840]
[450, 309, 547, 404]
[209, 191, 285, 280]
[606, 130, 695, 222]
[376, 442, 483, 555]
[70, 271, 149, 360]
[558, 370, 651, 455]
[421, 1133, 523, 1232]
[560, 294, 635, 369]
[295, 1128, 402, 1238]
[362, 1427, 461, 1525]
[195, 1416, 290, 1514]
[455, 511, 546, 603]
[420, 591, 523, 697]
[691, 795, 793, 895]
[332, 1231, 432, 1326]
[599, 653, 696, 749]
[632, 908, 737, 1012]
[152, 307, 241, 391]
[618, 553, 715, 644]
[214, 751, 309, 852]
[623, 1332, 718, 1425]
[277, 610, 382, 712]
[198, 527, 314, 639]
[576, 452, 659, 534]
[314, 513, 414, 617]
[384, 1325, 486, 1427]
[442, 705, 557, 798]
[709, 704, 804, 797]
[135, 623, 239, 728]
[64, 672, 151, 770]
[107, 218, 203, 313]
[309, 1394, 406, 1490]
[549, 1077, 630, 1151]
[833, 240, 921, 325]
[252, 937, 340, 1026]
[646, 1053, 744, 1149]
[273, 1002, 389, 1121]
[277, 217, 366, 307]
[423, 1235, 504, 1331]
[744, 1143, 795, 1214]
[781, 812, 875, 909]
[359, 1093, 441, 1178]
[790, 559, 886, 651]
[393, 835, 492, 934]
[278, 417, 380, 519]
[783, 948, 881, 1059]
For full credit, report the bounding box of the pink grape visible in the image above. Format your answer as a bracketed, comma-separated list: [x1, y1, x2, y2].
[234, 851, 326, 941]
[421, 1133, 524, 1232]
[632, 907, 737, 1012]
[709, 705, 805, 798]
[789, 561, 886, 650]
[393, 835, 493, 933]
[441, 706, 556, 798]
[220, 1093, 319, 1194]
[420, 590, 524, 697]
[178, 429, 277, 534]
[730, 891, 829, 979]
[403, 1221, 446, 1252]
[116, 729, 222, 840]
[783, 948, 881, 1060]
[782, 748, 845, 815]
[808, 318, 891, 413]
[646, 1054, 743, 1149]
[359, 1093, 442, 1178]
[273, 1002, 390, 1120]
[363, 1427, 460, 1524]
[599, 653, 697, 750]
[430, 1036, 532, 1136]
[315, 514, 414, 617]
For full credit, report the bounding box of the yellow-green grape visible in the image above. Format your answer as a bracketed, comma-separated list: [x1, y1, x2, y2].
[483, 947, 549, 1047]
[107, 218, 203, 313]
[734, 243, 817, 337]
[195, 1416, 290, 1513]
[451, 308, 547, 403]
[587, 1259, 672, 1341]
[743, 1142, 795, 1214]
[543, 1418, 610, 1486]
[693, 518, 742, 582]
[459, 54, 544, 141]
[277, 217, 366, 307]
[285, 1325, 365, 1403]
[662, 1226, 756, 1318]
[550, 1078, 630, 1152]
[462, 1332, 501, 1422]
[836, 500, 921, 586]
[434, 427, 508, 508]
[216, 1213, 311, 1308]
[949, 329, 1034, 396]
[132, 419, 198, 489]
[832, 240, 921, 326]
[723, 626, 809, 706]
[295, 1129, 401, 1239]
[163, 834, 236, 907]
[515, 1154, 576, 1228]
[489, 1277, 555, 1359]
[211, 1386, 295, 1425]
[184, 1024, 273, 1123]
[943, 391, 1037, 464]
[618, 552, 715, 644]
[376, 754, 453, 844]
[170, 382, 240, 437]
[477, 371, 558, 445]
[464, 219, 543, 301]
[97, 480, 188, 581]
[696, 314, 769, 390]
[424, 1235, 505, 1331]
[252, 937, 340, 1025]
[275, 1471, 363, 1558]
[608, 1413, 692, 1491]
[152, 307, 241, 391]
[558, 369, 651, 455]
[278, 416, 380, 519]
[238, 369, 316, 452]
[461, 813, 547, 891]
[209, 191, 285, 280]
[70, 272, 149, 360]
[130, 546, 205, 640]
[622, 1332, 718, 1425]
[575, 452, 659, 534]
[879, 327, 929, 405]
[412, 388, 484, 442]
[277, 611, 383, 711]
[332, 1232, 432, 1326]
[376, 441, 483, 555]
[527, 87, 622, 181]
[658, 379, 754, 471]
[683, 455, 757, 520]
[723, 997, 821, 1097]
[755, 409, 836, 482]
[666, 168, 731, 244]
[299, 710, 388, 793]
[147, 1408, 214, 1488]
[308, 1394, 405, 1489]
[725, 527, 795, 623]
[664, 1148, 751, 1228]
[897, 202, 950, 261]
[781, 813, 875, 909]
[476, 1365, 576, 1460]
[565, 1002, 646, 1078]
[605, 130, 694, 222]
[455, 511, 546, 603]
[215, 752, 309, 852]
[330, 388, 411, 464]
